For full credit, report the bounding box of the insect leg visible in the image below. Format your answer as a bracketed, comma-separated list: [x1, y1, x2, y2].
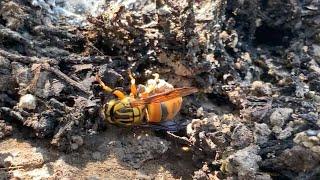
[152, 73, 160, 82]
[128, 69, 137, 97]
[144, 73, 160, 94]
[144, 108, 150, 123]
[96, 75, 126, 99]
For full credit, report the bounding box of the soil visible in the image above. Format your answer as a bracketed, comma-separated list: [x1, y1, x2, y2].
[0, 127, 196, 179]
[1, 0, 320, 179]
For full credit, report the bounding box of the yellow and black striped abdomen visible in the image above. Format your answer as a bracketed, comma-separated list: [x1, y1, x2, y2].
[104, 98, 144, 126]
[147, 97, 182, 123]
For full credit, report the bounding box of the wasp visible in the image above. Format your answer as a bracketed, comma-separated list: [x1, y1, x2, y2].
[96, 71, 198, 127]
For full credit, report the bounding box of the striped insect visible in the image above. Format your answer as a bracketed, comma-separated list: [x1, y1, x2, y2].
[96, 71, 198, 127]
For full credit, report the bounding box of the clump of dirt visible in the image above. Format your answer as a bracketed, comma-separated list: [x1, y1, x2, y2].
[0, 120, 12, 139]
[1, 0, 320, 179]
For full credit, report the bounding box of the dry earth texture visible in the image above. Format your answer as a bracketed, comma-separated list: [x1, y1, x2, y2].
[1, 0, 320, 179]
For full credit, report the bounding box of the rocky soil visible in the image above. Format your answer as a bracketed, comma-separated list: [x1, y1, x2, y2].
[1, 0, 320, 179]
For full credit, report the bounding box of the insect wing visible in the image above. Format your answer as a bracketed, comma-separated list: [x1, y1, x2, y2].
[148, 121, 180, 132]
[131, 87, 198, 107]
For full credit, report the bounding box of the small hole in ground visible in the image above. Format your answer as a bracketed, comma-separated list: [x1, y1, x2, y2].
[0, 15, 7, 26]
[56, 96, 75, 107]
[254, 24, 293, 47]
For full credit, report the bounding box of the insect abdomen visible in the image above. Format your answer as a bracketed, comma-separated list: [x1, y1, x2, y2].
[147, 97, 182, 123]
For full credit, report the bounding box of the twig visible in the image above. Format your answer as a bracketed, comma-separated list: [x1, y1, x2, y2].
[0, 107, 25, 123]
[33, 25, 82, 40]
[0, 50, 91, 95]
[51, 120, 75, 146]
[0, 48, 119, 66]
[0, 26, 32, 47]
[58, 55, 119, 64]
[0, 165, 24, 171]
[86, 42, 105, 56]
[166, 131, 193, 146]
[42, 65, 91, 95]
[0, 49, 59, 65]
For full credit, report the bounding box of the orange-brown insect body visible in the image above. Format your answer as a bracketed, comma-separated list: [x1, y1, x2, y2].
[97, 72, 197, 126]
[147, 97, 182, 123]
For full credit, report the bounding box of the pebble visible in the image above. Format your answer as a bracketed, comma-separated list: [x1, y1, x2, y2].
[70, 136, 84, 150]
[251, 81, 272, 96]
[270, 108, 293, 127]
[277, 127, 293, 140]
[18, 94, 37, 110]
[254, 123, 271, 145]
[306, 130, 320, 136]
[196, 107, 204, 117]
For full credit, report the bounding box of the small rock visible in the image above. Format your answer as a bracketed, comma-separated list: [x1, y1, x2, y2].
[311, 146, 320, 154]
[294, 132, 308, 144]
[302, 141, 314, 148]
[196, 107, 204, 117]
[254, 123, 271, 145]
[251, 81, 272, 96]
[270, 108, 293, 127]
[3, 155, 13, 167]
[306, 129, 320, 136]
[231, 124, 254, 148]
[222, 145, 262, 179]
[294, 131, 320, 150]
[312, 44, 320, 58]
[272, 126, 282, 134]
[255, 173, 272, 180]
[0, 120, 13, 139]
[11, 62, 32, 88]
[98, 67, 123, 88]
[72, 64, 93, 73]
[72, 136, 83, 145]
[277, 126, 293, 140]
[0, 56, 11, 69]
[18, 94, 37, 110]
[51, 80, 65, 96]
[310, 80, 320, 92]
[71, 141, 81, 150]
[219, 30, 238, 49]
[0, 75, 16, 92]
[193, 169, 209, 180]
[71, 136, 84, 150]
[0, 56, 11, 76]
[308, 136, 319, 143]
[279, 146, 320, 171]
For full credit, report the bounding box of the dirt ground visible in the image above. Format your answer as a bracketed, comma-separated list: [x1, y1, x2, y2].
[1, 0, 320, 179]
[0, 127, 197, 179]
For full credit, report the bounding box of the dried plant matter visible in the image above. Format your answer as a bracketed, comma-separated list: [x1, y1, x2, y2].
[1, 0, 320, 179]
